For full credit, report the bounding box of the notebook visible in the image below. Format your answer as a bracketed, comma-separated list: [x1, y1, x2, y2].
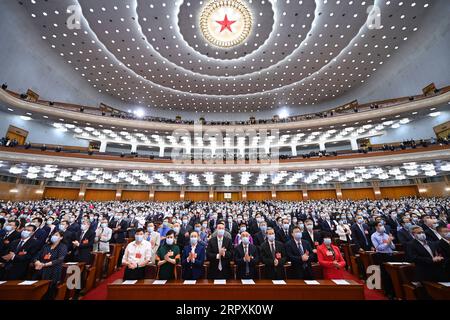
[122, 280, 137, 285]
[152, 280, 167, 285]
[18, 281, 37, 285]
[438, 282, 450, 287]
[272, 280, 286, 285]
[241, 279, 255, 285]
[304, 280, 320, 285]
[183, 280, 196, 285]
[214, 279, 226, 285]
[332, 279, 350, 285]
[0, 281, 6, 285]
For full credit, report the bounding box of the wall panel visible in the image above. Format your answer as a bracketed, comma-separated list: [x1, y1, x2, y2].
[44, 187, 79, 200]
[246, 191, 272, 201]
[121, 190, 149, 201]
[0, 182, 43, 201]
[215, 192, 241, 201]
[276, 191, 303, 201]
[85, 189, 116, 201]
[154, 191, 180, 202]
[380, 186, 419, 199]
[341, 188, 375, 200]
[307, 189, 337, 200]
[185, 192, 209, 202]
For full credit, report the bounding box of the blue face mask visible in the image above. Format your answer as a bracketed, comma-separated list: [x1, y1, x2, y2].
[21, 230, 31, 239]
[240, 226, 246, 232]
[404, 222, 412, 229]
[241, 237, 250, 245]
[194, 227, 201, 233]
[294, 232, 302, 241]
[135, 235, 144, 242]
[166, 238, 174, 245]
[217, 229, 225, 237]
[59, 225, 66, 232]
[323, 238, 332, 246]
[267, 234, 275, 242]
[190, 237, 198, 245]
[51, 235, 60, 244]
[260, 225, 267, 232]
[5, 225, 12, 232]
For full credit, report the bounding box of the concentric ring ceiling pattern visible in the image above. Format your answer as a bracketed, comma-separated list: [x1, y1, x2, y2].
[18, 0, 431, 113]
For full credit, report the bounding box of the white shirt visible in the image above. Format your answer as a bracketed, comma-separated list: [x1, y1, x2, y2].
[122, 240, 152, 266]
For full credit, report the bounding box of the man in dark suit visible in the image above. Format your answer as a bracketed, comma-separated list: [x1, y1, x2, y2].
[179, 216, 194, 248]
[206, 223, 233, 279]
[260, 227, 287, 280]
[31, 217, 50, 247]
[0, 220, 21, 256]
[276, 218, 293, 243]
[110, 213, 128, 244]
[422, 216, 441, 242]
[225, 216, 238, 241]
[209, 213, 219, 234]
[318, 214, 335, 234]
[407, 226, 446, 282]
[248, 213, 264, 236]
[253, 221, 268, 248]
[397, 217, 414, 246]
[233, 231, 259, 279]
[126, 214, 139, 239]
[285, 227, 313, 279]
[181, 231, 206, 280]
[73, 220, 95, 264]
[351, 215, 372, 252]
[0, 224, 40, 280]
[437, 225, 450, 280]
[67, 216, 81, 234]
[302, 219, 322, 259]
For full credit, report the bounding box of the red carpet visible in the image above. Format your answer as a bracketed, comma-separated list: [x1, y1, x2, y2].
[81, 267, 124, 300]
[341, 270, 388, 300]
[82, 268, 387, 300]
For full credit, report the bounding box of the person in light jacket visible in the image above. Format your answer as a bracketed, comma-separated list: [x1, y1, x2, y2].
[94, 217, 112, 253]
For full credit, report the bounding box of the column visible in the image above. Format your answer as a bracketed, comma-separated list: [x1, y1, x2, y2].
[372, 181, 381, 199]
[209, 187, 214, 201]
[302, 189, 308, 200]
[180, 187, 185, 201]
[335, 184, 343, 199]
[78, 184, 87, 201]
[318, 142, 326, 151]
[241, 187, 247, 201]
[149, 186, 155, 201]
[99, 140, 108, 153]
[116, 187, 122, 201]
[131, 144, 138, 153]
[291, 145, 297, 157]
[350, 138, 359, 151]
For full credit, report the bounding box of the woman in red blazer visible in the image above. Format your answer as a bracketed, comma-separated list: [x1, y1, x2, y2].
[317, 232, 346, 279]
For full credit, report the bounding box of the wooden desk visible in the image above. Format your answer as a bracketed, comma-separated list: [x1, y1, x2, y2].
[0, 280, 50, 300]
[107, 279, 364, 300]
[383, 262, 414, 300]
[423, 282, 450, 300]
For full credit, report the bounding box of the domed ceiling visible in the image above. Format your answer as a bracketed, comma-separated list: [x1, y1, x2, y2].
[17, 0, 432, 114]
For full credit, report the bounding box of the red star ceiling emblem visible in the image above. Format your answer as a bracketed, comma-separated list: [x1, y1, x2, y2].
[216, 14, 236, 32]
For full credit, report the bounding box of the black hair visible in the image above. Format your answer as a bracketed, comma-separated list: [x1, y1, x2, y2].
[135, 228, 145, 234]
[166, 230, 176, 237]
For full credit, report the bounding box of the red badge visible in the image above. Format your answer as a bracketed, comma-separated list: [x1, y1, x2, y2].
[275, 252, 281, 259]
[82, 239, 88, 244]
[314, 242, 319, 247]
[18, 251, 27, 256]
[135, 253, 142, 259]
[43, 253, 51, 260]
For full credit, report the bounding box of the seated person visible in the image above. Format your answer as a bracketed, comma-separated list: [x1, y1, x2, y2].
[156, 230, 180, 280]
[317, 232, 346, 279]
[285, 226, 313, 279]
[121, 228, 152, 281]
[233, 231, 259, 279]
[181, 231, 206, 280]
[33, 231, 68, 299]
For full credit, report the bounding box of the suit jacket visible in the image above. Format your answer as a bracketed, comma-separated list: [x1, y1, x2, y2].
[253, 231, 266, 248]
[181, 244, 206, 280]
[302, 230, 322, 248]
[276, 227, 293, 243]
[437, 239, 450, 280]
[406, 239, 446, 282]
[209, 219, 218, 233]
[350, 223, 372, 251]
[2, 238, 40, 280]
[319, 219, 336, 233]
[397, 228, 414, 246]
[67, 222, 80, 234]
[233, 243, 259, 279]
[0, 230, 21, 255]
[260, 240, 287, 280]
[285, 239, 313, 279]
[110, 219, 128, 244]
[74, 229, 95, 264]
[424, 227, 440, 242]
[34, 226, 50, 247]
[317, 243, 346, 280]
[225, 221, 239, 240]
[206, 236, 233, 279]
